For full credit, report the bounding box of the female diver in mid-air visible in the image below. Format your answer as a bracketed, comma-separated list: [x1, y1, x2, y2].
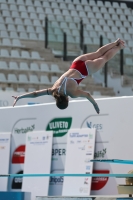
[12, 38, 125, 114]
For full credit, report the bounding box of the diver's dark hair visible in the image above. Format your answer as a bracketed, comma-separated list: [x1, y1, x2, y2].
[53, 90, 68, 110]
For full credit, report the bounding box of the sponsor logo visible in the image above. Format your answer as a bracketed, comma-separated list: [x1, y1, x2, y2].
[89, 133, 93, 139]
[52, 148, 66, 156]
[14, 124, 35, 134]
[70, 132, 88, 138]
[46, 117, 72, 137]
[87, 121, 103, 130]
[91, 170, 109, 190]
[50, 176, 64, 185]
[70, 140, 74, 144]
[94, 148, 107, 159]
[86, 151, 92, 155]
[85, 158, 90, 163]
[12, 145, 25, 164]
[86, 166, 91, 170]
[79, 187, 88, 193]
[12, 170, 23, 189]
[0, 138, 9, 143]
[84, 178, 89, 184]
[77, 140, 81, 143]
[79, 145, 85, 150]
[0, 146, 5, 149]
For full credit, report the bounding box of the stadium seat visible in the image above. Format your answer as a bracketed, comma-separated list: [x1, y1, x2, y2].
[43, 1, 50, 8]
[19, 62, 29, 71]
[2, 38, 12, 46]
[0, 73, 7, 82]
[0, 30, 9, 38]
[29, 13, 38, 20]
[5, 87, 14, 91]
[90, 19, 98, 25]
[40, 63, 50, 72]
[28, 88, 36, 92]
[62, 9, 70, 16]
[59, 3, 67, 10]
[123, 21, 130, 28]
[20, 12, 29, 19]
[21, 51, 30, 59]
[0, 61, 8, 70]
[11, 50, 20, 58]
[124, 9, 131, 16]
[28, 6, 36, 13]
[36, 7, 44, 14]
[124, 33, 131, 40]
[51, 2, 59, 9]
[120, 2, 127, 9]
[89, 0, 96, 6]
[120, 15, 127, 21]
[38, 13, 45, 20]
[111, 27, 119, 33]
[112, 14, 119, 21]
[51, 76, 59, 84]
[125, 58, 133, 65]
[14, 18, 23, 25]
[10, 4, 17, 11]
[16, 0, 24, 5]
[29, 75, 39, 84]
[18, 5, 27, 12]
[34, 1, 42, 7]
[9, 62, 19, 70]
[30, 63, 39, 71]
[10, 31, 19, 39]
[92, 6, 100, 13]
[20, 32, 28, 40]
[120, 27, 127, 34]
[1, 3, 8, 10]
[12, 39, 23, 47]
[31, 51, 43, 60]
[0, 23, 6, 31]
[33, 19, 42, 27]
[17, 87, 26, 92]
[36, 27, 43, 34]
[103, 13, 111, 20]
[128, 15, 133, 22]
[100, 7, 108, 14]
[19, 74, 29, 83]
[24, 19, 33, 26]
[0, 16, 4, 23]
[116, 8, 123, 15]
[38, 34, 44, 41]
[115, 21, 123, 27]
[40, 75, 51, 85]
[45, 8, 53, 15]
[11, 11, 20, 18]
[5, 17, 14, 24]
[26, 1, 33, 6]
[17, 25, 26, 32]
[50, 64, 63, 73]
[84, 5, 91, 12]
[80, 0, 88, 5]
[8, 74, 18, 83]
[0, 49, 10, 58]
[29, 33, 38, 40]
[2, 10, 10, 17]
[105, 1, 112, 8]
[7, 24, 16, 31]
[108, 8, 115, 14]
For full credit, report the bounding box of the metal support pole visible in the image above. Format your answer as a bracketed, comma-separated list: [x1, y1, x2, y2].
[63, 32, 67, 61]
[104, 63, 108, 87]
[100, 35, 103, 47]
[83, 44, 87, 54]
[45, 17, 48, 48]
[80, 20, 83, 50]
[120, 49, 124, 76]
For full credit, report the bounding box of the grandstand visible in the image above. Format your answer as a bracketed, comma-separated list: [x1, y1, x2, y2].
[0, 0, 133, 99]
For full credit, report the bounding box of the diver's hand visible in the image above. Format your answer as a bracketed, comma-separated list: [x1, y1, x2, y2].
[93, 103, 100, 114]
[12, 96, 20, 107]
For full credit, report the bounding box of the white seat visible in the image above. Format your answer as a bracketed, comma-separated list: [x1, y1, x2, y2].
[14, 18, 23, 25]
[1, 3, 8, 10]
[59, 3, 67, 10]
[26, 26, 35, 33]
[100, 7, 108, 14]
[50, 64, 63, 73]
[8, 74, 18, 83]
[79, 11, 87, 18]
[54, 28, 63, 35]
[38, 13, 45, 20]
[19, 74, 29, 83]
[123, 21, 130, 28]
[108, 8, 115, 14]
[28, 88, 36, 92]
[103, 26, 110, 32]
[7, 24, 16, 31]
[120, 3, 127, 9]
[7, 0, 16, 3]
[63, 29, 71, 35]
[10, 31, 19, 39]
[95, 13, 103, 19]
[20, 32, 28, 40]
[73, 0, 80, 4]
[84, 37, 93, 44]
[127, 41, 133, 48]
[38, 34, 44, 41]
[69, 22, 77, 29]
[36, 26, 43, 34]
[17, 87, 26, 92]
[29, 75, 39, 84]
[48, 14, 55, 21]
[16, 0, 24, 5]
[89, 31, 98, 38]
[107, 19, 114, 26]
[33, 20, 42, 27]
[0, 49, 10, 57]
[40, 63, 50, 72]
[17, 25, 26, 32]
[51, 2, 59, 8]
[36, 7, 44, 14]
[105, 1, 112, 8]
[92, 38, 100, 45]
[89, 0, 96, 6]
[72, 29, 79, 36]
[98, 19, 107, 26]
[120, 15, 127, 21]
[11, 11, 20, 18]
[0, 23, 6, 31]
[29, 33, 38, 40]
[49, 34, 57, 42]
[26, 0, 33, 6]
[60, 22, 68, 29]
[103, 13, 111, 20]
[40, 75, 51, 85]
[12, 39, 22, 47]
[0, 16, 4, 23]
[29, 13, 38, 20]
[54, 8, 62, 15]
[80, 0, 88, 5]
[90, 19, 98, 25]
[92, 6, 100, 13]
[9, 62, 19, 70]
[43, 1, 50, 8]
[84, 5, 91, 12]
[125, 58, 133, 66]
[2, 38, 12, 46]
[21, 51, 30, 59]
[30, 63, 39, 71]
[5, 17, 14, 24]
[51, 76, 59, 84]
[112, 14, 119, 21]
[27, 6, 36, 13]
[0, 31, 9, 38]
[107, 32, 115, 39]
[116, 8, 123, 15]
[0, 61, 8, 70]
[31, 51, 43, 60]
[86, 24, 93, 31]
[5, 87, 14, 91]
[82, 18, 89, 24]
[18, 5, 27, 12]
[10, 4, 17, 11]
[87, 12, 95, 18]
[62, 9, 70, 16]
[11, 50, 20, 58]
[20, 12, 29, 19]
[112, 2, 119, 8]
[111, 27, 119, 33]
[128, 28, 133, 34]
[24, 19, 32, 26]
[94, 25, 102, 32]
[115, 21, 122, 27]
[115, 33, 123, 39]
[0, 73, 7, 82]
[124, 33, 131, 40]
[45, 8, 53, 15]
[119, 27, 127, 34]
[19, 62, 29, 71]
[124, 9, 131, 16]
[68, 4, 75, 10]
[34, 1, 42, 7]
[65, 16, 73, 23]
[2, 10, 10, 17]
[128, 16, 133, 22]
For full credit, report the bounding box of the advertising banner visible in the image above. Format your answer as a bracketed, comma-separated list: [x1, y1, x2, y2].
[0, 97, 133, 195]
[62, 128, 96, 196]
[0, 133, 11, 191]
[22, 131, 53, 198]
